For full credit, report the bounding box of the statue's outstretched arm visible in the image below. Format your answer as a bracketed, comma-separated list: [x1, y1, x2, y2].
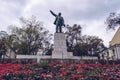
[50, 10, 57, 17]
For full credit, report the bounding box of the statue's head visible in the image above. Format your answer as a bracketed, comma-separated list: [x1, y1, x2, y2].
[58, 12, 61, 16]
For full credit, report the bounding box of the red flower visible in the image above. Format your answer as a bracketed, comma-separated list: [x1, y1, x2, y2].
[70, 74, 84, 80]
[41, 73, 53, 78]
[57, 71, 69, 76]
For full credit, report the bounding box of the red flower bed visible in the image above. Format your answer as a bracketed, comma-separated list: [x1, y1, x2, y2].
[0, 63, 22, 76]
[0, 63, 120, 80]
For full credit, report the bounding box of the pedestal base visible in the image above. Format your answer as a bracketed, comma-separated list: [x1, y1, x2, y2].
[52, 33, 73, 59]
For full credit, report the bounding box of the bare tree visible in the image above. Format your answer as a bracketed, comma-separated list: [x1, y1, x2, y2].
[6, 16, 52, 55]
[106, 12, 120, 30]
[65, 24, 106, 56]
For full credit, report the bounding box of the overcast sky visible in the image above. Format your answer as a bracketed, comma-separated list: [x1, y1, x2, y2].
[0, 0, 120, 46]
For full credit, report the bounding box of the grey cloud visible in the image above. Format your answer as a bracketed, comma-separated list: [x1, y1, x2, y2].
[68, 0, 120, 21]
[0, 0, 120, 46]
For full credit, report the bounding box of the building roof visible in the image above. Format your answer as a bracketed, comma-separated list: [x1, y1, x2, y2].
[110, 27, 120, 46]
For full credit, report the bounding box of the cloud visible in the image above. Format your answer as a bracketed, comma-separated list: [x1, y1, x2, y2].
[65, 0, 120, 21]
[81, 19, 115, 46]
[0, 0, 120, 46]
[0, 0, 26, 30]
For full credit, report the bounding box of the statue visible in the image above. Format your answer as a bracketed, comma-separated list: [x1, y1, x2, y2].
[50, 10, 65, 33]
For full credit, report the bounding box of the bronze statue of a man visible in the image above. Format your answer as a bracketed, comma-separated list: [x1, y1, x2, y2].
[50, 10, 65, 33]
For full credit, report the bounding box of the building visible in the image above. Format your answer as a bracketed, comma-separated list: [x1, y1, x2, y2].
[110, 27, 120, 46]
[99, 44, 120, 60]
[99, 27, 120, 60]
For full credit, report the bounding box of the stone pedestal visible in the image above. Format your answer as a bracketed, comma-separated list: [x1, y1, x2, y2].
[52, 33, 68, 59]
